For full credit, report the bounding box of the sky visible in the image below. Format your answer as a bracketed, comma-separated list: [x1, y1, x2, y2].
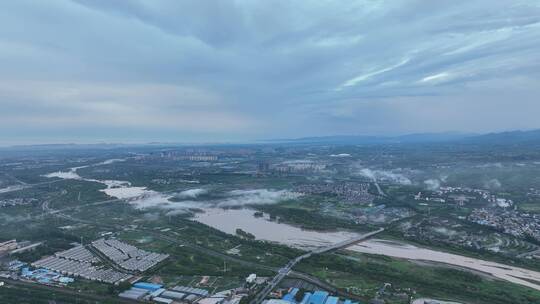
[1, 0, 540, 145]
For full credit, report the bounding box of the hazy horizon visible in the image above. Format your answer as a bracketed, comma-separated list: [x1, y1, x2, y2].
[1, 1, 540, 144]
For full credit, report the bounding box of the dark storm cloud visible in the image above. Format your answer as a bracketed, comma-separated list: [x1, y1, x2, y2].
[1, 0, 539, 144]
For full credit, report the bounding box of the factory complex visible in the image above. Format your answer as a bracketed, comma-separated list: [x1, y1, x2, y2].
[92, 238, 169, 272]
[27, 238, 168, 284]
[120, 282, 215, 303]
[270, 288, 362, 304]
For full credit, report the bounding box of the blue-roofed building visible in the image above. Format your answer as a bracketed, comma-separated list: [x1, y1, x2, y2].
[283, 294, 295, 302]
[282, 288, 300, 302]
[343, 300, 352, 304]
[59, 277, 75, 284]
[308, 291, 329, 304]
[133, 282, 163, 291]
[300, 292, 312, 304]
[324, 296, 338, 304]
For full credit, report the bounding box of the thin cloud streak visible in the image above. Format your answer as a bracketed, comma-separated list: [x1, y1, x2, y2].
[0, 0, 539, 143]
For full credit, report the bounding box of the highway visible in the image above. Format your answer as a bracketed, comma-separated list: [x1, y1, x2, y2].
[38, 186, 193, 218]
[373, 182, 386, 197]
[249, 228, 384, 304]
[517, 247, 540, 258]
[44, 204, 280, 274]
[41, 195, 383, 304]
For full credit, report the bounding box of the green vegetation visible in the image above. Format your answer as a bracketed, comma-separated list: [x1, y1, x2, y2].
[255, 202, 373, 232]
[295, 251, 540, 304]
[0, 281, 121, 304]
[236, 228, 256, 240]
[3, 141, 540, 304]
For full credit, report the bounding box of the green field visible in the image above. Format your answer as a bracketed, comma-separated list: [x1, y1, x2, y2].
[295, 251, 540, 304]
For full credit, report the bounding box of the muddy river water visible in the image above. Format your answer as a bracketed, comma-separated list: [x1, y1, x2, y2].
[44, 162, 540, 291]
[195, 208, 540, 291]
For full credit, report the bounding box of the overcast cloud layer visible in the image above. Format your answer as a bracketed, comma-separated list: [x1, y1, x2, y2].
[1, 1, 540, 144]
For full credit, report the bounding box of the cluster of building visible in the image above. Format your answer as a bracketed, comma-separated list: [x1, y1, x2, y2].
[295, 183, 374, 204]
[2, 239, 170, 287]
[0, 198, 38, 208]
[0, 239, 42, 257]
[271, 161, 327, 174]
[32, 245, 132, 284]
[20, 267, 74, 285]
[415, 186, 514, 208]
[0, 260, 74, 286]
[469, 209, 540, 241]
[398, 215, 540, 258]
[182, 156, 219, 162]
[267, 288, 361, 304]
[527, 187, 540, 198]
[158, 151, 219, 162]
[0, 240, 18, 255]
[56, 244, 99, 263]
[92, 238, 169, 272]
[152, 178, 200, 185]
[119, 282, 210, 303]
[413, 193, 446, 203]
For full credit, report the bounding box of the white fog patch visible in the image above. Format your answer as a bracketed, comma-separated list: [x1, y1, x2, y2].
[175, 188, 208, 199]
[484, 178, 502, 189]
[0, 185, 27, 193]
[102, 186, 148, 199]
[358, 168, 412, 185]
[43, 161, 300, 214]
[98, 159, 125, 165]
[128, 193, 178, 210]
[44, 169, 82, 179]
[217, 189, 302, 207]
[122, 188, 301, 213]
[165, 209, 190, 216]
[330, 153, 351, 157]
[43, 159, 127, 180]
[475, 163, 503, 168]
[433, 227, 458, 237]
[43, 159, 159, 203]
[424, 179, 441, 191]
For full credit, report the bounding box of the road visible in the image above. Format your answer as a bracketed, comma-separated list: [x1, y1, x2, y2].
[373, 181, 386, 197]
[150, 232, 279, 272]
[40, 186, 195, 217]
[45, 204, 280, 274]
[0, 179, 66, 194]
[0, 278, 139, 304]
[42, 194, 382, 304]
[287, 271, 364, 301]
[517, 247, 540, 258]
[249, 228, 384, 304]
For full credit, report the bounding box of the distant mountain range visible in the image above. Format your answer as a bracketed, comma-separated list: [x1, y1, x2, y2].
[277, 129, 540, 145]
[463, 129, 540, 144]
[3, 129, 540, 149]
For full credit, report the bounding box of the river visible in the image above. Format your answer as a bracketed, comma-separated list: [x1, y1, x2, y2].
[348, 239, 540, 291]
[194, 208, 360, 250]
[43, 159, 171, 204]
[43, 161, 540, 291]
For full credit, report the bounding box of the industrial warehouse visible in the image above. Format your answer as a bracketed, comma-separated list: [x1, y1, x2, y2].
[31, 250, 132, 284]
[120, 282, 212, 302]
[274, 288, 361, 304]
[92, 238, 169, 272]
[27, 238, 169, 284]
